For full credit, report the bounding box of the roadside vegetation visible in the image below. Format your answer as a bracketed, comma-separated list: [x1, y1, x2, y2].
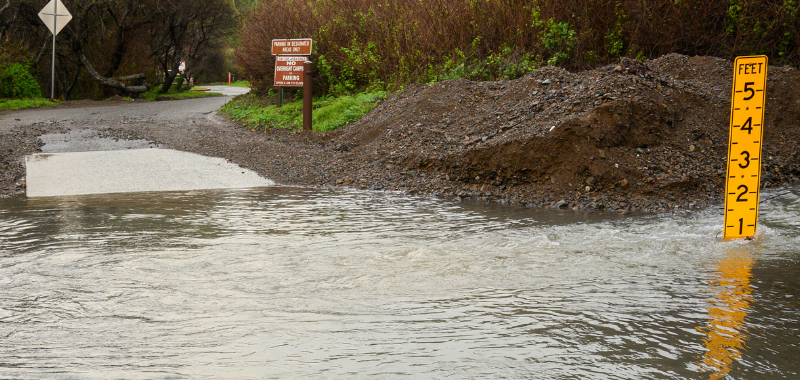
[0, 62, 58, 110]
[230, 0, 799, 131]
[238, 0, 799, 94]
[0, 98, 59, 111]
[220, 92, 385, 132]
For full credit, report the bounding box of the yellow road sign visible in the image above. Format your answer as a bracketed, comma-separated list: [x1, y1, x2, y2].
[724, 56, 768, 239]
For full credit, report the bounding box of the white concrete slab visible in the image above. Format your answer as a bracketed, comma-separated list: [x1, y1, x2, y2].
[26, 148, 274, 197]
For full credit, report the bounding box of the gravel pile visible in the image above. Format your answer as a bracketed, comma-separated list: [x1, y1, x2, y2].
[294, 54, 800, 212]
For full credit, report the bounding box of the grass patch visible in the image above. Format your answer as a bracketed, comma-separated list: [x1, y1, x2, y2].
[141, 85, 223, 101]
[203, 80, 251, 87]
[229, 80, 250, 88]
[220, 91, 385, 132]
[0, 97, 59, 111]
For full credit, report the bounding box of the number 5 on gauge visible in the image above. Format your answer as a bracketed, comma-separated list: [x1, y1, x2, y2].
[724, 55, 767, 239]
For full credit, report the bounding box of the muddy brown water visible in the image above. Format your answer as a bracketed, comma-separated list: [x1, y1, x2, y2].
[0, 186, 798, 379]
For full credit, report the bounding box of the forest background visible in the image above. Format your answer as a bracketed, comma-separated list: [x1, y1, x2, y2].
[1, 0, 799, 101]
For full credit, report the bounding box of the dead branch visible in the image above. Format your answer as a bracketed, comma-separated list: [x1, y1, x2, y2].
[80, 54, 148, 93]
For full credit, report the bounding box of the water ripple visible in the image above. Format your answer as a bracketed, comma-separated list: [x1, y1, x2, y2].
[0, 186, 798, 378]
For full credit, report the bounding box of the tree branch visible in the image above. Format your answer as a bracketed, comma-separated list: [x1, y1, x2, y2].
[80, 54, 149, 93]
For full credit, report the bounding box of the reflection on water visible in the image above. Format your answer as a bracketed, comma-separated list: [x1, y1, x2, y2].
[0, 186, 798, 379]
[699, 249, 755, 379]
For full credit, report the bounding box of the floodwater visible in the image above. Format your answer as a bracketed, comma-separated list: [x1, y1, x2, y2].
[0, 186, 798, 379]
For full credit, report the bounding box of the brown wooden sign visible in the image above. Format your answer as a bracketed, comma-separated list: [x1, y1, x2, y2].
[271, 38, 313, 56]
[274, 56, 307, 87]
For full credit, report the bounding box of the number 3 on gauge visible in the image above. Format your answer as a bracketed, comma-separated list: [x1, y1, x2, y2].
[738, 151, 750, 168]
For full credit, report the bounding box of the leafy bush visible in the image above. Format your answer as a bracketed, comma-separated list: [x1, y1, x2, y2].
[0, 63, 42, 99]
[237, 0, 800, 96]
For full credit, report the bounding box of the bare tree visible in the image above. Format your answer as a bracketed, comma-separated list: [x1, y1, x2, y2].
[3, 0, 236, 98]
[150, 0, 236, 93]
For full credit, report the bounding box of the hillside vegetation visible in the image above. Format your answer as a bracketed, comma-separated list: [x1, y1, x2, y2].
[238, 0, 800, 96]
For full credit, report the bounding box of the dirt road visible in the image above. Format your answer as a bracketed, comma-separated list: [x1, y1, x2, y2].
[0, 94, 313, 198]
[2, 55, 799, 212]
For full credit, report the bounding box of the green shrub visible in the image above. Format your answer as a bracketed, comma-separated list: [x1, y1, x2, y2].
[238, 0, 800, 96]
[0, 63, 42, 99]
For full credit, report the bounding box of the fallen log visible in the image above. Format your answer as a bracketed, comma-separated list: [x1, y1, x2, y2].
[80, 54, 149, 94]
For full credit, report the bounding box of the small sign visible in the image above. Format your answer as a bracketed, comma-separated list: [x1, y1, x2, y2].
[179, 61, 186, 72]
[274, 56, 307, 87]
[272, 39, 313, 56]
[38, 0, 72, 36]
[723, 55, 768, 239]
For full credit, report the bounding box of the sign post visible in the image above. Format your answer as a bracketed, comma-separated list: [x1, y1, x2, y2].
[303, 61, 313, 131]
[272, 38, 313, 130]
[723, 56, 768, 239]
[38, 0, 72, 100]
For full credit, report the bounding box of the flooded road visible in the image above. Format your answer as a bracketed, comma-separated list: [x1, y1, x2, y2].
[1, 187, 798, 379]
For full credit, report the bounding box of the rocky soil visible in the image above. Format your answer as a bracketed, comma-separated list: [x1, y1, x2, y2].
[270, 54, 800, 212]
[2, 54, 799, 213]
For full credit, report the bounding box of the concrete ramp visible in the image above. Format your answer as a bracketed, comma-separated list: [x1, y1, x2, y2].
[26, 148, 274, 197]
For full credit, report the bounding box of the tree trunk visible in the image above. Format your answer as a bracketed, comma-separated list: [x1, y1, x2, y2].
[160, 60, 181, 94]
[80, 54, 149, 94]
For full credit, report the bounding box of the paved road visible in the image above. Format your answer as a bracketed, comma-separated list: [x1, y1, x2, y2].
[204, 85, 251, 96]
[0, 87, 279, 197]
[1, 92, 232, 129]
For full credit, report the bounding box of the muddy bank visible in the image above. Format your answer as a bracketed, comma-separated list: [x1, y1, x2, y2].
[2, 55, 800, 213]
[292, 54, 800, 212]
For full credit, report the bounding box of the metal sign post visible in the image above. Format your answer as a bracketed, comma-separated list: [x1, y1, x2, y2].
[38, 0, 72, 100]
[303, 61, 313, 131]
[723, 55, 768, 239]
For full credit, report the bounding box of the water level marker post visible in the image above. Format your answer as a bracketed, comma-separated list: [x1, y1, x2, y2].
[723, 56, 768, 239]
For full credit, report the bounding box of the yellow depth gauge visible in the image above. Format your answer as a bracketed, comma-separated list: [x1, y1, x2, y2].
[724, 56, 768, 239]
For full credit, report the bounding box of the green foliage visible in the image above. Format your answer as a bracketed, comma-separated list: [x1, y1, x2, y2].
[323, 42, 384, 96]
[220, 91, 386, 132]
[605, 2, 627, 56]
[239, 0, 800, 95]
[229, 80, 251, 87]
[0, 63, 42, 99]
[543, 20, 576, 66]
[436, 46, 539, 82]
[0, 98, 59, 111]
[726, 0, 744, 35]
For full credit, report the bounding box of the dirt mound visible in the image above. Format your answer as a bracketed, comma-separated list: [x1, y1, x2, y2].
[310, 54, 800, 212]
[3, 54, 798, 214]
